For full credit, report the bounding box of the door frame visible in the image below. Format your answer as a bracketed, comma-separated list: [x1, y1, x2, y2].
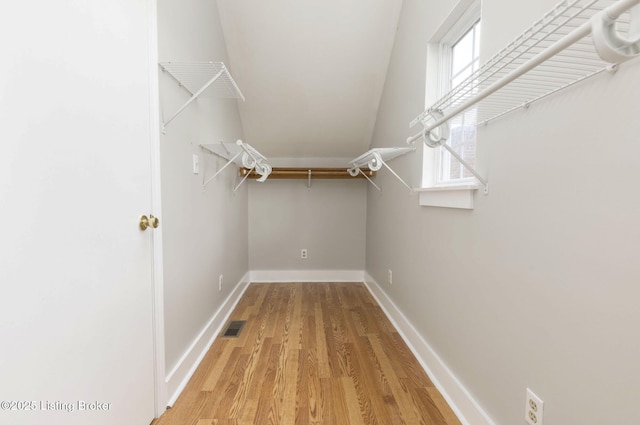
[145, 0, 168, 416]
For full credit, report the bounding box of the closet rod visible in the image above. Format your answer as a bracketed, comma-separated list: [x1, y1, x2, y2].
[407, 0, 640, 145]
[239, 167, 376, 179]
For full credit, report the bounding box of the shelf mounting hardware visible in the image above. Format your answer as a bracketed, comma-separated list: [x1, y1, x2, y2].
[592, 2, 640, 63]
[355, 168, 382, 192]
[200, 140, 272, 191]
[159, 61, 245, 133]
[348, 147, 415, 193]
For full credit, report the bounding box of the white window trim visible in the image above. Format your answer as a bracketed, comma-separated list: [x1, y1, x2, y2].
[421, 0, 481, 209]
[415, 184, 478, 209]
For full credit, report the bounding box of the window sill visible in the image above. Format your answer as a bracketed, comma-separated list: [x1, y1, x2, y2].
[415, 184, 478, 209]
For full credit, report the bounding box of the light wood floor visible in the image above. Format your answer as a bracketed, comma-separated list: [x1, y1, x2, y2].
[154, 282, 462, 425]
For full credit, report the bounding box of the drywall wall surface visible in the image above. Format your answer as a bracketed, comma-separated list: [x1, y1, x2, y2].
[158, 0, 248, 375]
[366, 0, 640, 424]
[248, 179, 367, 272]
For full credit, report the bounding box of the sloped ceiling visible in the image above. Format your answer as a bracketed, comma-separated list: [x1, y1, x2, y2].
[217, 0, 403, 159]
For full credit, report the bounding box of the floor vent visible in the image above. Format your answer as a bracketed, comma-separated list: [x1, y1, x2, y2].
[221, 320, 246, 338]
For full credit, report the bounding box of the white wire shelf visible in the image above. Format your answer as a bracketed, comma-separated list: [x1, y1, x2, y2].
[348, 147, 416, 193]
[200, 140, 272, 191]
[159, 61, 245, 131]
[160, 61, 245, 100]
[409, 0, 640, 134]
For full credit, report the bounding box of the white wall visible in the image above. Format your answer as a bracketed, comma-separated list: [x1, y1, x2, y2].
[248, 179, 367, 275]
[366, 0, 640, 424]
[157, 0, 248, 386]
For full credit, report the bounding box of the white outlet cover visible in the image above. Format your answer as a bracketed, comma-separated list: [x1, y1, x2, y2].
[525, 388, 544, 425]
[193, 154, 199, 174]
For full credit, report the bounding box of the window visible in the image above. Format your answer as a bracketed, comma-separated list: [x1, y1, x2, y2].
[438, 19, 481, 183]
[418, 1, 481, 209]
[422, 1, 481, 189]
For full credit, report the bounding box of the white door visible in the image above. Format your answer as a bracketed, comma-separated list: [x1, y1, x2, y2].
[0, 1, 159, 425]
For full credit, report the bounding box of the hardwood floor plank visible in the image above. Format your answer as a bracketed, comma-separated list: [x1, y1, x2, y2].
[278, 348, 299, 424]
[197, 348, 245, 419]
[236, 397, 258, 425]
[286, 285, 303, 351]
[154, 283, 463, 425]
[322, 286, 352, 378]
[226, 328, 270, 418]
[243, 284, 267, 319]
[307, 349, 325, 425]
[368, 333, 423, 425]
[201, 341, 237, 392]
[425, 387, 463, 425]
[245, 340, 277, 401]
[343, 335, 396, 425]
[295, 349, 308, 425]
[407, 385, 450, 425]
[340, 376, 367, 425]
[314, 302, 331, 379]
[209, 353, 250, 420]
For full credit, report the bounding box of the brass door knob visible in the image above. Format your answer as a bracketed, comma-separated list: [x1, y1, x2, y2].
[139, 214, 160, 231]
[149, 215, 159, 229]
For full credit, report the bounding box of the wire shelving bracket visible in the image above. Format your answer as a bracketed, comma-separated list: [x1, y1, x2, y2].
[348, 147, 416, 193]
[407, 0, 640, 193]
[159, 61, 245, 133]
[200, 140, 272, 192]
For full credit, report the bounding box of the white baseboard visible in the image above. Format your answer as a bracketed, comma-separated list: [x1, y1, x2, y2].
[165, 271, 251, 406]
[249, 269, 365, 283]
[363, 272, 496, 425]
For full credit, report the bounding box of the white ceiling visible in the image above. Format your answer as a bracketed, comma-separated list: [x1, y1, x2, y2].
[217, 0, 403, 160]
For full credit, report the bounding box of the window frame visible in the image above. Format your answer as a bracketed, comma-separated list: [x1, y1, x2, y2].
[418, 0, 482, 209]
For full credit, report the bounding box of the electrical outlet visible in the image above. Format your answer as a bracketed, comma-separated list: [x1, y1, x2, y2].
[388, 269, 393, 285]
[301, 249, 308, 259]
[525, 388, 544, 425]
[192, 154, 199, 174]
[218, 274, 223, 292]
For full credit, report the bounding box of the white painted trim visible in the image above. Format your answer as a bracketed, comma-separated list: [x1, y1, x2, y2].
[437, 0, 482, 45]
[416, 185, 478, 209]
[363, 272, 497, 425]
[165, 272, 251, 406]
[145, 0, 168, 416]
[249, 269, 365, 283]
[429, 0, 480, 42]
